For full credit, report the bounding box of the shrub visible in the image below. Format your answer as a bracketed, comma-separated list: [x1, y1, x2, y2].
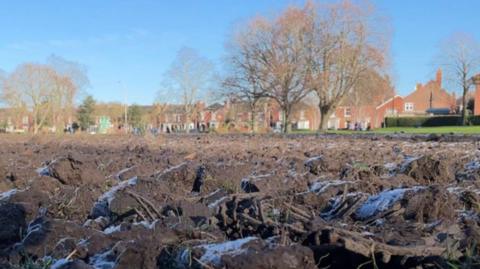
[469, 116, 480, 125]
[385, 116, 468, 127]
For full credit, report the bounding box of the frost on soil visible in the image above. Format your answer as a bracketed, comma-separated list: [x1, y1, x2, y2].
[309, 180, 349, 194]
[355, 187, 425, 220]
[181, 237, 258, 267]
[0, 188, 18, 201]
[89, 249, 116, 269]
[98, 177, 138, 204]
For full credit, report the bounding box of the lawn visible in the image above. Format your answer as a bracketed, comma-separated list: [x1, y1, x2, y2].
[371, 126, 480, 134]
[293, 126, 480, 135]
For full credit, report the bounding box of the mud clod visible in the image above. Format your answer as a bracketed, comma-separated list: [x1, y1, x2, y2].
[1, 134, 480, 268]
[0, 202, 26, 250]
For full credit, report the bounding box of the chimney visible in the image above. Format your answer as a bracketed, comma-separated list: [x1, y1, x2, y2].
[473, 74, 480, 116]
[416, 83, 422, 91]
[436, 69, 442, 88]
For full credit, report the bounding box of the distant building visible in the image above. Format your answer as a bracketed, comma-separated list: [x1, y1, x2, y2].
[330, 69, 457, 129]
[473, 74, 480, 116]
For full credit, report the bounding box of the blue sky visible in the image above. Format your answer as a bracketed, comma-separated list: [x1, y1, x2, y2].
[0, 0, 479, 105]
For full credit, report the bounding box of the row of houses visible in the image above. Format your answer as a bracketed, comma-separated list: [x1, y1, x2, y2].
[145, 69, 480, 131]
[141, 69, 469, 132]
[151, 70, 468, 131]
[146, 100, 318, 133]
[330, 69, 460, 129]
[2, 69, 480, 133]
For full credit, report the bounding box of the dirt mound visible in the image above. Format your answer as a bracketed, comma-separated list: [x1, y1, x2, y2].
[401, 155, 454, 183]
[41, 155, 104, 186]
[304, 156, 327, 175]
[0, 134, 479, 268]
[0, 203, 26, 250]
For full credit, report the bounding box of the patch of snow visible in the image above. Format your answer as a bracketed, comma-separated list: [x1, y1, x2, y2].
[305, 156, 323, 164]
[459, 210, 480, 222]
[133, 220, 158, 229]
[51, 259, 69, 269]
[208, 196, 229, 209]
[287, 169, 298, 178]
[309, 180, 349, 194]
[36, 158, 62, 176]
[103, 225, 122, 234]
[114, 166, 136, 180]
[251, 174, 272, 180]
[103, 220, 157, 234]
[98, 177, 138, 203]
[155, 162, 187, 180]
[447, 186, 480, 196]
[206, 189, 222, 197]
[90, 249, 116, 269]
[465, 161, 480, 171]
[399, 156, 422, 172]
[241, 174, 272, 185]
[424, 220, 442, 229]
[320, 192, 363, 220]
[0, 188, 18, 201]
[355, 187, 425, 220]
[272, 208, 281, 217]
[384, 162, 397, 176]
[264, 236, 281, 247]
[361, 231, 375, 237]
[23, 218, 45, 241]
[36, 166, 50, 176]
[447, 187, 464, 194]
[374, 219, 385, 226]
[188, 237, 258, 267]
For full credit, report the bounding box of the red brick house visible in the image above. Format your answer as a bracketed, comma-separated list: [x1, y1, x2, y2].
[402, 70, 456, 115]
[0, 108, 33, 133]
[329, 69, 457, 129]
[195, 99, 320, 132]
[473, 74, 480, 116]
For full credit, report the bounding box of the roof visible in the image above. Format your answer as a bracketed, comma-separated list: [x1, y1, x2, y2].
[164, 105, 185, 114]
[375, 95, 403, 110]
[472, 74, 480, 84]
[206, 103, 223, 111]
[425, 108, 451, 115]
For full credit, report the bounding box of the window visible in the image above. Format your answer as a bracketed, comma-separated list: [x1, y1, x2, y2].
[405, 102, 414, 112]
[344, 107, 351, 117]
[386, 109, 397, 115]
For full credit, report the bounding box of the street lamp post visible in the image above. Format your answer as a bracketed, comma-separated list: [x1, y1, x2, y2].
[118, 81, 128, 134]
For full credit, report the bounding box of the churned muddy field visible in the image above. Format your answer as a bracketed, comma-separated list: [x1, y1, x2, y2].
[1, 134, 480, 269]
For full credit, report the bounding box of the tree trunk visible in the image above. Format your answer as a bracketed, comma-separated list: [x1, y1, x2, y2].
[462, 87, 468, 126]
[248, 102, 257, 134]
[33, 111, 39, 134]
[250, 110, 256, 134]
[318, 105, 332, 132]
[282, 109, 291, 133]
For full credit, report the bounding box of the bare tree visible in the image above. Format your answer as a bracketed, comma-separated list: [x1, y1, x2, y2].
[231, 7, 313, 133]
[149, 101, 169, 129]
[223, 32, 269, 132]
[436, 33, 480, 125]
[3, 64, 57, 133]
[303, 0, 389, 131]
[343, 70, 395, 110]
[1, 61, 83, 134]
[159, 47, 214, 132]
[47, 55, 89, 130]
[47, 55, 90, 92]
[0, 69, 6, 96]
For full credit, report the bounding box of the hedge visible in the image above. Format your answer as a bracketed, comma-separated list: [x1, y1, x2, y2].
[385, 115, 480, 127]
